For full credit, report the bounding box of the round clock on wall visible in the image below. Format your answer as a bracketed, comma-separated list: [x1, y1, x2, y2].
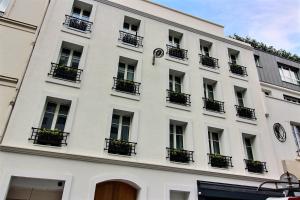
[273, 123, 286, 142]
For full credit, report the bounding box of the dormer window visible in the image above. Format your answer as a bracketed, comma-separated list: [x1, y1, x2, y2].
[279, 63, 299, 85]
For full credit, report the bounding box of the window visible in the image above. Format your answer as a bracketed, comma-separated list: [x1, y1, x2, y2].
[71, 0, 92, 20]
[203, 82, 215, 100]
[254, 55, 260, 67]
[169, 74, 182, 93]
[291, 124, 300, 151]
[41, 100, 70, 131]
[116, 57, 137, 81]
[0, 0, 9, 14]
[284, 95, 300, 103]
[123, 16, 140, 33]
[236, 91, 244, 107]
[170, 190, 189, 200]
[208, 131, 220, 154]
[200, 40, 212, 57]
[279, 64, 299, 85]
[169, 30, 182, 46]
[110, 113, 132, 141]
[244, 137, 254, 160]
[58, 42, 83, 69]
[228, 49, 239, 64]
[230, 55, 237, 64]
[169, 123, 184, 149]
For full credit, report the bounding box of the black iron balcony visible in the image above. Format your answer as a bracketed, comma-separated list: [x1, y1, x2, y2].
[244, 159, 268, 173]
[166, 45, 188, 60]
[200, 54, 219, 68]
[203, 98, 225, 113]
[166, 147, 194, 163]
[208, 153, 233, 168]
[229, 62, 248, 76]
[167, 90, 191, 106]
[119, 31, 143, 47]
[112, 77, 141, 95]
[29, 127, 69, 147]
[63, 15, 93, 32]
[104, 138, 137, 156]
[49, 63, 83, 82]
[235, 105, 257, 120]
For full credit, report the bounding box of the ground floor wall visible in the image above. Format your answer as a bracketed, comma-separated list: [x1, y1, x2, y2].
[0, 151, 272, 200]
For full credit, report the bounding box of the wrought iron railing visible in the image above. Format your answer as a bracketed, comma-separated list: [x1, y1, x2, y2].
[166, 45, 188, 60]
[166, 90, 191, 106]
[229, 62, 248, 76]
[63, 15, 93, 32]
[29, 127, 69, 147]
[235, 105, 257, 120]
[203, 98, 225, 113]
[119, 31, 143, 47]
[244, 159, 268, 173]
[199, 54, 219, 68]
[166, 147, 194, 163]
[49, 63, 83, 82]
[104, 138, 137, 156]
[112, 77, 141, 95]
[208, 153, 233, 168]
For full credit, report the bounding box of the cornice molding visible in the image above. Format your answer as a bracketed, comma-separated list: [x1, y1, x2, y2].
[0, 17, 37, 33]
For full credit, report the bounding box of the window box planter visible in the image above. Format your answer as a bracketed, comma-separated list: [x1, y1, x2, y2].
[122, 34, 138, 46]
[108, 140, 133, 156]
[229, 63, 247, 76]
[169, 92, 187, 104]
[53, 65, 78, 82]
[235, 105, 256, 120]
[115, 79, 135, 93]
[63, 15, 93, 32]
[209, 154, 232, 168]
[202, 56, 215, 67]
[170, 149, 189, 163]
[245, 159, 267, 173]
[203, 98, 225, 113]
[169, 47, 185, 59]
[36, 128, 64, 147]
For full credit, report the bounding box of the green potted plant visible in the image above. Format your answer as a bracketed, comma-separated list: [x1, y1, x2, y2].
[169, 47, 184, 59]
[115, 79, 135, 93]
[37, 128, 63, 147]
[205, 99, 221, 112]
[230, 64, 244, 75]
[210, 154, 229, 168]
[122, 33, 138, 46]
[202, 56, 215, 67]
[169, 91, 187, 105]
[54, 65, 78, 81]
[108, 139, 132, 156]
[246, 160, 264, 173]
[170, 149, 189, 163]
[237, 107, 253, 119]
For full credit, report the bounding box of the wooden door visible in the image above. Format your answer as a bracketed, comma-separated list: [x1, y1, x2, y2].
[94, 181, 137, 200]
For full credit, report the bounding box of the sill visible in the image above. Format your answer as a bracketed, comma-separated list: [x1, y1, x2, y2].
[165, 56, 188, 66]
[229, 74, 248, 82]
[236, 117, 258, 125]
[203, 110, 226, 119]
[111, 90, 141, 101]
[61, 26, 91, 39]
[46, 77, 81, 89]
[117, 43, 143, 53]
[169, 161, 192, 165]
[166, 102, 191, 112]
[199, 66, 220, 74]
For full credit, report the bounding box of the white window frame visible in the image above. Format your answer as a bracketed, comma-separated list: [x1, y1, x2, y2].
[203, 82, 214, 100]
[279, 66, 299, 85]
[123, 21, 139, 34]
[117, 62, 135, 81]
[169, 124, 184, 149]
[169, 35, 181, 46]
[71, 5, 91, 21]
[110, 113, 132, 141]
[40, 101, 70, 131]
[0, 0, 9, 14]
[169, 74, 182, 93]
[58, 47, 82, 68]
[244, 137, 254, 160]
[208, 131, 221, 154]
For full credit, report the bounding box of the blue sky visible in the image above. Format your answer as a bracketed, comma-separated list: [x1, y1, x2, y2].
[152, 0, 300, 55]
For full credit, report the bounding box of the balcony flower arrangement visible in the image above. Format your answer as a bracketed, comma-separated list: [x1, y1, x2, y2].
[246, 160, 264, 173]
[169, 47, 185, 59]
[210, 154, 229, 168]
[108, 139, 132, 156]
[205, 99, 221, 112]
[115, 79, 135, 93]
[54, 65, 78, 81]
[122, 33, 138, 46]
[169, 149, 189, 163]
[169, 91, 187, 105]
[230, 64, 244, 76]
[202, 56, 215, 67]
[237, 107, 253, 119]
[37, 128, 64, 147]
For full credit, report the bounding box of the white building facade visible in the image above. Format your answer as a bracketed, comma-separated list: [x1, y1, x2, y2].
[0, 0, 287, 199]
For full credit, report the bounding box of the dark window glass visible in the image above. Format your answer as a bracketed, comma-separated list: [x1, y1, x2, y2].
[123, 22, 130, 29]
[131, 25, 138, 32]
[110, 114, 120, 140]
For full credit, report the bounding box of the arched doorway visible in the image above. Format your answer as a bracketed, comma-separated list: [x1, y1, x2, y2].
[94, 181, 137, 200]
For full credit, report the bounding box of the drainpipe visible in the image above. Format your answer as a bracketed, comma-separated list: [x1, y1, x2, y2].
[0, 0, 51, 144]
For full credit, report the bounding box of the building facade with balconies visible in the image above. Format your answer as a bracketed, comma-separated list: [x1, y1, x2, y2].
[0, 0, 285, 199]
[254, 49, 300, 180]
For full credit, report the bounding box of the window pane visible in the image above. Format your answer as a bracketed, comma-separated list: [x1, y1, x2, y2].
[246, 146, 254, 160]
[207, 85, 214, 100]
[82, 10, 90, 18]
[176, 126, 183, 135]
[41, 112, 54, 129]
[72, 7, 81, 16]
[46, 102, 57, 113]
[123, 22, 130, 29]
[117, 63, 126, 79]
[213, 141, 220, 154]
[174, 37, 180, 44]
[231, 55, 237, 64]
[212, 132, 219, 141]
[58, 105, 70, 116]
[110, 114, 119, 139]
[59, 48, 70, 66]
[71, 51, 81, 68]
[55, 116, 67, 131]
[131, 25, 138, 32]
[169, 133, 174, 148]
[169, 75, 173, 91]
[121, 125, 129, 141]
[169, 36, 172, 43]
[176, 134, 183, 149]
[170, 124, 174, 133]
[127, 65, 135, 81]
